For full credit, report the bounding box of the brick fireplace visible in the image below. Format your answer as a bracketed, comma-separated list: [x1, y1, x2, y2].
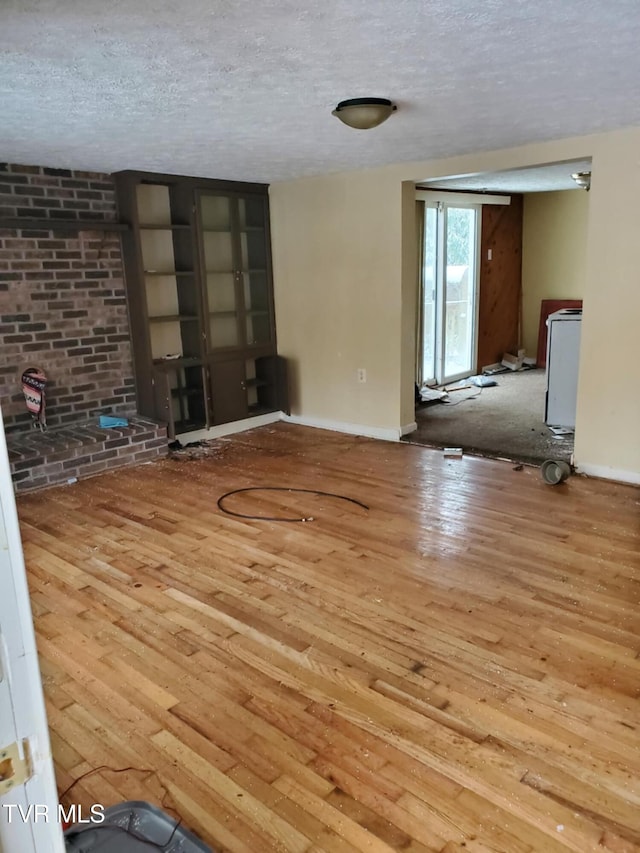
[0, 163, 166, 491]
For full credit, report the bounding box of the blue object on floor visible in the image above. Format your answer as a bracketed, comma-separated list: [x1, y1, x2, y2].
[99, 415, 129, 428]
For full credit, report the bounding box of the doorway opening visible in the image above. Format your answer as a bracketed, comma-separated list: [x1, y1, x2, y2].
[409, 159, 591, 464]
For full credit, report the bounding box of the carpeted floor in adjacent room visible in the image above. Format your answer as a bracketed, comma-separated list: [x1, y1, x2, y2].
[405, 368, 574, 465]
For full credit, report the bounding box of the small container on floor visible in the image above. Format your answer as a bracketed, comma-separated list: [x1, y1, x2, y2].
[541, 459, 571, 485]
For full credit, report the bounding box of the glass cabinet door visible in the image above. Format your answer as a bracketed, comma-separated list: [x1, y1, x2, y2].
[238, 196, 272, 346]
[199, 194, 241, 349]
[198, 192, 273, 351]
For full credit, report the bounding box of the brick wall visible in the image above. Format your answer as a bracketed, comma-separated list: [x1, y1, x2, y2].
[0, 163, 136, 432]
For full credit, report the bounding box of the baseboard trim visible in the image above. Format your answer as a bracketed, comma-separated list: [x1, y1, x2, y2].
[575, 462, 640, 486]
[177, 411, 282, 444]
[282, 414, 402, 442]
[400, 421, 418, 437]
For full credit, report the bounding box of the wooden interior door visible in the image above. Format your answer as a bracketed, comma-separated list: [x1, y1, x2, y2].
[476, 196, 523, 369]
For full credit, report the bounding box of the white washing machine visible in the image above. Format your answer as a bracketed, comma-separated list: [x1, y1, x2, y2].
[545, 308, 582, 428]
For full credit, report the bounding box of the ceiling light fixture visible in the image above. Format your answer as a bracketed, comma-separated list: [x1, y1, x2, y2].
[332, 97, 397, 130]
[571, 171, 591, 191]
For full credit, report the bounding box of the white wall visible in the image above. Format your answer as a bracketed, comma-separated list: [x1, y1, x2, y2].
[270, 125, 640, 481]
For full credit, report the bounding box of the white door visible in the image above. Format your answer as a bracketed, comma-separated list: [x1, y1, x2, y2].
[0, 407, 64, 852]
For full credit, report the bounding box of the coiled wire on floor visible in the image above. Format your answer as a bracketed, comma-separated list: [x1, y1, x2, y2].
[216, 486, 369, 522]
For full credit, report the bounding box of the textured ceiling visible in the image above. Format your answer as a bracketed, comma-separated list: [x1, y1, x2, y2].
[2, 1, 640, 182]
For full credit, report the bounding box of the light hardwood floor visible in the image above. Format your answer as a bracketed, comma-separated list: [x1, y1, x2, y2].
[18, 424, 640, 853]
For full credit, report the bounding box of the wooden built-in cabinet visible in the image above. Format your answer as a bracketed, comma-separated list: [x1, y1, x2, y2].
[115, 171, 288, 438]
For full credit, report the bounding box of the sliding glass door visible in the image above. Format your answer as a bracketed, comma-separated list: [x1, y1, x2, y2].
[443, 205, 478, 380]
[419, 201, 480, 386]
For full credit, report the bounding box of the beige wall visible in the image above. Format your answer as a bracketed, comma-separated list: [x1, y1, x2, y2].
[575, 129, 640, 480]
[270, 170, 405, 435]
[270, 125, 640, 480]
[521, 190, 589, 357]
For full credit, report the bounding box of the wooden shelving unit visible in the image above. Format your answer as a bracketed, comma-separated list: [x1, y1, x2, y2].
[115, 170, 288, 438]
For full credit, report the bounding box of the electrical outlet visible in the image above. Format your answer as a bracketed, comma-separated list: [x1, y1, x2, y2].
[357, 368, 367, 383]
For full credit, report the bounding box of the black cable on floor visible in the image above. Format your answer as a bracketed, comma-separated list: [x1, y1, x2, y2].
[217, 486, 369, 522]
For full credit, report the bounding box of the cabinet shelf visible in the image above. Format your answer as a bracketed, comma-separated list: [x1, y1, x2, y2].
[245, 377, 268, 388]
[139, 223, 191, 230]
[248, 403, 277, 415]
[205, 268, 266, 276]
[148, 314, 199, 323]
[173, 418, 205, 433]
[144, 270, 194, 276]
[152, 356, 202, 370]
[171, 387, 203, 399]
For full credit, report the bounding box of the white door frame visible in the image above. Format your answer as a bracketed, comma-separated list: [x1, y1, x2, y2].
[0, 407, 64, 853]
[418, 197, 481, 385]
[438, 201, 481, 385]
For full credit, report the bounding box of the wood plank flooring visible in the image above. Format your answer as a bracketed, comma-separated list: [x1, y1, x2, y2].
[17, 423, 640, 852]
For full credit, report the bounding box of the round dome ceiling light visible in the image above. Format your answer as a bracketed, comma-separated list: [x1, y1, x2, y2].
[332, 98, 397, 130]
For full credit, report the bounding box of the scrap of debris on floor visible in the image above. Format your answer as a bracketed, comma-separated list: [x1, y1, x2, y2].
[416, 348, 538, 406]
[168, 438, 231, 460]
[548, 425, 574, 441]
